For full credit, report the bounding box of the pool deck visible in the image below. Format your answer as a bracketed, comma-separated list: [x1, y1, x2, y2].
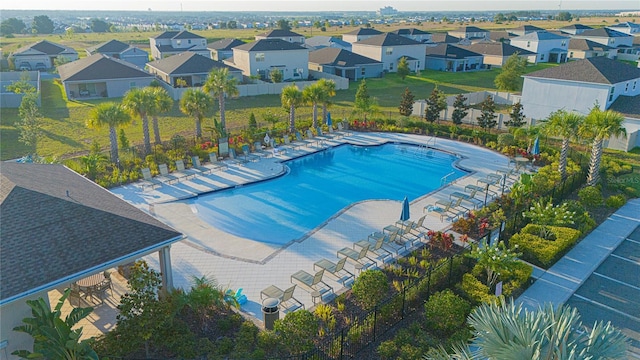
[109, 132, 514, 324]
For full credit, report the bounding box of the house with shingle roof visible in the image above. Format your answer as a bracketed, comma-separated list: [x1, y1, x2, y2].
[568, 39, 616, 60]
[0, 162, 183, 357]
[448, 26, 490, 41]
[489, 30, 516, 44]
[309, 48, 383, 80]
[10, 40, 78, 71]
[572, 28, 638, 62]
[521, 57, 640, 150]
[86, 39, 149, 69]
[304, 36, 352, 51]
[149, 30, 209, 60]
[147, 52, 242, 88]
[508, 25, 546, 37]
[207, 38, 245, 61]
[510, 31, 569, 63]
[255, 29, 305, 44]
[225, 38, 309, 81]
[430, 33, 471, 45]
[351, 32, 427, 73]
[461, 42, 537, 67]
[559, 24, 593, 35]
[342, 28, 383, 44]
[424, 44, 483, 72]
[58, 53, 155, 99]
[391, 28, 432, 43]
[607, 21, 640, 35]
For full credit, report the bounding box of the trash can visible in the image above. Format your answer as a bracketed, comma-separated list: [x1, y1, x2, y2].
[262, 297, 280, 330]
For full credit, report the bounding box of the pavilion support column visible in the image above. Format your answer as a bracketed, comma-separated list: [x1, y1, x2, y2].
[158, 246, 174, 296]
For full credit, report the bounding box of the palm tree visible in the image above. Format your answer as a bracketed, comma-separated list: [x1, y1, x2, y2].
[180, 88, 214, 139]
[579, 108, 626, 186]
[146, 87, 173, 145]
[86, 102, 131, 164]
[281, 84, 303, 133]
[203, 67, 239, 132]
[541, 110, 584, 179]
[426, 299, 628, 360]
[303, 82, 324, 128]
[318, 78, 336, 125]
[122, 88, 154, 154]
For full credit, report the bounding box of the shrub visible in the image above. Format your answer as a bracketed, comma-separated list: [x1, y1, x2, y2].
[510, 225, 581, 268]
[458, 273, 495, 305]
[351, 269, 389, 310]
[605, 194, 626, 209]
[273, 310, 318, 354]
[424, 289, 471, 338]
[497, 133, 515, 147]
[562, 200, 596, 233]
[578, 186, 603, 208]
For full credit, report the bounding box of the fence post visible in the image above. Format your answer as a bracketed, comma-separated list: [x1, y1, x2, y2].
[401, 285, 406, 320]
[340, 328, 345, 360]
[448, 256, 454, 287]
[426, 266, 432, 299]
[373, 305, 378, 343]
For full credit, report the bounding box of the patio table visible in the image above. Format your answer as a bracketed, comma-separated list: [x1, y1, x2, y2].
[76, 273, 106, 303]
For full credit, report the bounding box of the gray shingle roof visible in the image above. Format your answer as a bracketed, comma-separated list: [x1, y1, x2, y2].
[207, 38, 245, 50]
[234, 38, 307, 52]
[173, 30, 204, 39]
[430, 33, 463, 44]
[524, 57, 640, 85]
[154, 31, 179, 39]
[344, 28, 383, 36]
[568, 39, 614, 51]
[510, 25, 545, 33]
[14, 40, 75, 56]
[609, 95, 640, 118]
[147, 52, 239, 75]
[86, 39, 130, 54]
[0, 163, 182, 304]
[462, 42, 535, 57]
[512, 31, 569, 41]
[450, 26, 489, 34]
[425, 44, 482, 59]
[309, 48, 381, 67]
[256, 29, 304, 38]
[58, 54, 154, 82]
[560, 24, 593, 31]
[576, 28, 632, 38]
[391, 28, 431, 36]
[355, 32, 422, 46]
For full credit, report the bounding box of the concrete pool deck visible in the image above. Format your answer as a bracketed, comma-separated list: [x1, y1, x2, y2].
[110, 132, 514, 323]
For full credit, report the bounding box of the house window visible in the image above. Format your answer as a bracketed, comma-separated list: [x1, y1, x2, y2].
[177, 40, 181, 46]
[416, 61, 420, 69]
[385, 47, 393, 55]
[611, 38, 615, 44]
[389, 63, 394, 71]
[561, 40, 566, 47]
[609, 87, 614, 102]
[625, 83, 629, 92]
[255, 53, 265, 62]
[361, 67, 366, 76]
[540, 54, 545, 61]
[569, 52, 574, 58]
[188, 39, 192, 44]
[633, 81, 637, 90]
[526, 41, 530, 48]
[130, 82, 136, 88]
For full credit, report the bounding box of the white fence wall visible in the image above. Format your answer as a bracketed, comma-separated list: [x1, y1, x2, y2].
[0, 71, 41, 108]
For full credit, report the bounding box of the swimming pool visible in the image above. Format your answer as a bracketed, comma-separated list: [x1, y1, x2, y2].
[184, 143, 467, 244]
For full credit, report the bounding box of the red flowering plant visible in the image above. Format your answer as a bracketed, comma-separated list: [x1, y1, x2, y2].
[426, 230, 455, 252]
[200, 141, 214, 150]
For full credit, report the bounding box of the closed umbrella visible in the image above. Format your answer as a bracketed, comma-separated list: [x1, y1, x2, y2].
[531, 137, 540, 156]
[264, 133, 271, 146]
[400, 196, 410, 222]
[326, 112, 332, 127]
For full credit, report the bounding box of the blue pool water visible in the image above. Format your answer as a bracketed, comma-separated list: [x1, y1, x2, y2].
[185, 143, 466, 244]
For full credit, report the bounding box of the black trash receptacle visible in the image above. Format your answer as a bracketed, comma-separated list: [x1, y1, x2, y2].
[262, 297, 280, 330]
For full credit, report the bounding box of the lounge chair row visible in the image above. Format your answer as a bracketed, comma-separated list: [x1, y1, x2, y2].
[139, 154, 228, 190]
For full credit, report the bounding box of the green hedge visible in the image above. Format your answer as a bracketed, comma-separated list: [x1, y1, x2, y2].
[458, 261, 532, 305]
[458, 273, 495, 305]
[509, 225, 581, 268]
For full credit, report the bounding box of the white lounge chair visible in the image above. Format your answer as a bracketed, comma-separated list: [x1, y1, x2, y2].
[191, 156, 213, 175]
[260, 284, 304, 312]
[140, 167, 162, 190]
[313, 257, 354, 285]
[337, 244, 376, 272]
[175, 159, 199, 179]
[290, 269, 333, 304]
[157, 163, 184, 184]
[207, 152, 228, 171]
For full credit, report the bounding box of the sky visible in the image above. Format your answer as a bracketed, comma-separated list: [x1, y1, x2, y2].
[2, 0, 639, 12]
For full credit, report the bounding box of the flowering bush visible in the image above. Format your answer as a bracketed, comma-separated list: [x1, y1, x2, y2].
[426, 230, 455, 252]
[523, 198, 575, 227]
[199, 141, 214, 150]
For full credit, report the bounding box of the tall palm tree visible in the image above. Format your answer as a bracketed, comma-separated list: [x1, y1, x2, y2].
[579, 108, 626, 186]
[541, 110, 584, 179]
[145, 87, 173, 145]
[426, 299, 628, 360]
[86, 102, 131, 164]
[318, 78, 336, 124]
[122, 88, 154, 154]
[203, 67, 239, 132]
[180, 88, 214, 139]
[281, 84, 303, 133]
[303, 82, 324, 128]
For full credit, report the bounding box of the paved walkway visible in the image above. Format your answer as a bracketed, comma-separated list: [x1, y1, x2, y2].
[516, 198, 640, 355]
[108, 132, 512, 324]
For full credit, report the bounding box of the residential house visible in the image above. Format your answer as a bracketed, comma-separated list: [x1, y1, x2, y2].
[85, 39, 149, 69]
[255, 29, 305, 44]
[225, 38, 310, 81]
[424, 44, 484, 72]
[461, 42, 537, 67]
[308, 48, 383, 80]
[0, 162, 183, 358]
[150, 30, 208, 60]
[568, 39, 616, 60]
[448, 26, 490, 41]
[559, 24, 593, 35]
[304, 36, 352, 51]
[521, 57, 640, 150]
[207, 38, 245, 61]
[342, 28, 383, 44]
[58, 54, 155, 99]
[391, 28, 432, 43]
[351, 32, 427, 73]
[430, 33, 471, 45]
[489, 31, 515, 44]
[572, 28, 638, 61]
[146, 52, 242, 88]
[508, 25, 546, 37]
[10, 40, 78, 71]
[607, 21, 640, 35]
[510, 31, 569, 63]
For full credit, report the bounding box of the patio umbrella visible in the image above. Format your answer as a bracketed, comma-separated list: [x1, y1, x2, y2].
[400, 196, 410, 221]
[264, 133, 271, 146]
[531, 137, 540, 156]
[326, 112, 332, 127]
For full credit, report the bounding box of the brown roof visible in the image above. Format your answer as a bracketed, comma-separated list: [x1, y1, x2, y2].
[0, 163, 182, 305]
[309, 48, 381, 67]
[524, 57, 640, 85]
[147, 51, 240, 75]
[58, 54, 154, 82]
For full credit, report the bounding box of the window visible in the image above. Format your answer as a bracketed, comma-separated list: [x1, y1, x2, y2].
[389, 63, 394, 71]
[527, 41, 530, 48]
[130, 82, 136, 88]
[569, 52, 574, 58]
[188, 39, 192, 44]
[361, 67, 366, 76]
[177, 40, 181, 46]
[633, 81, 637, 90]
[561, 40, 566, 47]
[255, 53, 265, 62]
[625, 83, 629, 92]
[609, 87, 614, 102]
[385, 47, 393, 55]
[540, 54, 545, 61]
[611, 38, 616, 44]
